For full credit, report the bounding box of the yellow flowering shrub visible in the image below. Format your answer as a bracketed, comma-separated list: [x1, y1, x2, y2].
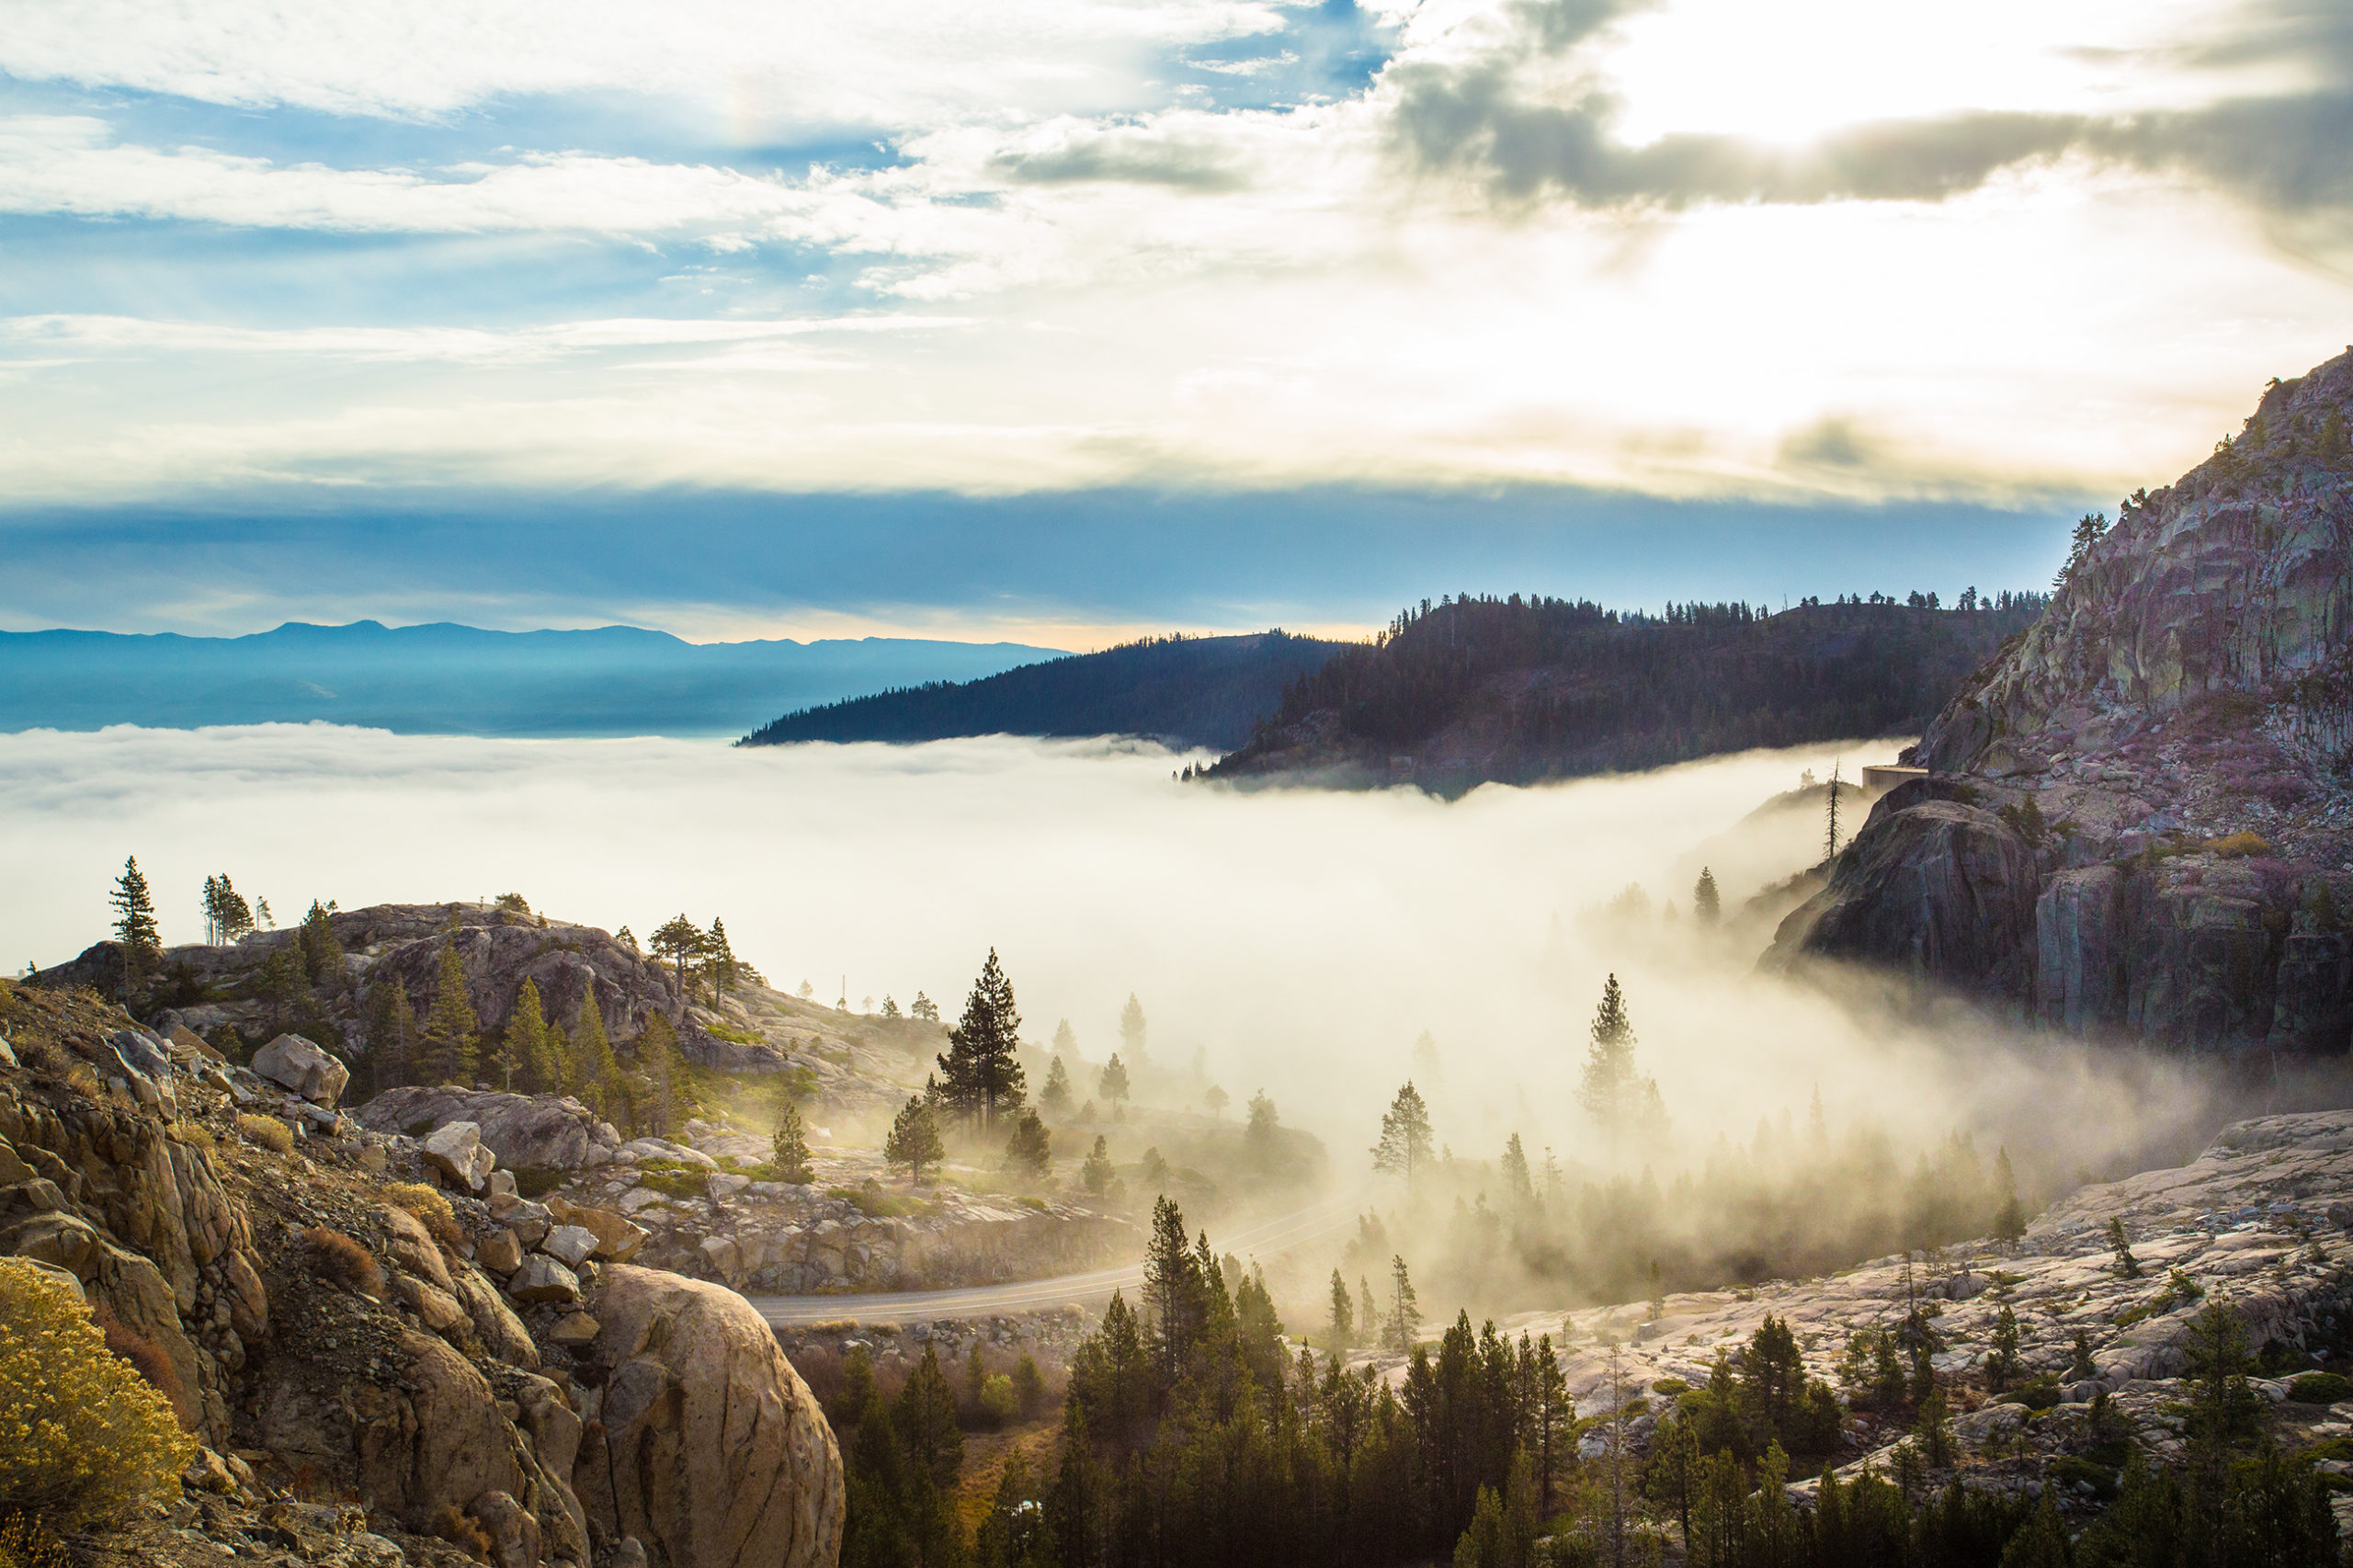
[383, 1181, 461, 1245]
[0, 1259, 195, 1529]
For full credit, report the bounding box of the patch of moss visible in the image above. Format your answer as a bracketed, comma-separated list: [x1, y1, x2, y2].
[2290, 1371, 2353, 1404]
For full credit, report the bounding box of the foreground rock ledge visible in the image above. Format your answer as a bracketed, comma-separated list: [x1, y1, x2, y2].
[577, 1266, 845, 1568]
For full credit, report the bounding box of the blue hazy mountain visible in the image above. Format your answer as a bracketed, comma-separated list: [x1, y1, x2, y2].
[0, 620, 1063, 737]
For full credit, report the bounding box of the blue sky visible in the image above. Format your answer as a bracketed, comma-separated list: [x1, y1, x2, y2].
[1, 0, 2347, 644]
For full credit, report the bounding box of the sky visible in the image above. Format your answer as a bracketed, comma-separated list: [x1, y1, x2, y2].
[2, 0, 2348, 642]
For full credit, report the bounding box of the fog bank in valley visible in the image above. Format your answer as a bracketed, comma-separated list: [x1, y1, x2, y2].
[0, 724, 2271, 1232]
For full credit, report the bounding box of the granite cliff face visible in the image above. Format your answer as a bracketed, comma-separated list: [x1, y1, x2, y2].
[1775, 349, 2353, 1054]
[0, 976, 844, 1568]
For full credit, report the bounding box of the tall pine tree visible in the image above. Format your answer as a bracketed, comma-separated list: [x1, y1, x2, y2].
[1575, 974, 1665, 1165]
[109, 856, 161, 994]
[416, 944, 480, 1086]
[506, 979, 551, 1095]
[937, 949, 1027, 1131]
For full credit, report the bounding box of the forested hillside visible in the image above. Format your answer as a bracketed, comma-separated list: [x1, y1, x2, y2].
[1206, 592, 2045, 791]
[739, 631, 1343, 751]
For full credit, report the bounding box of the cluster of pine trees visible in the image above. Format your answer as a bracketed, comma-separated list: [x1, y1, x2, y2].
[1211, 594, 2047, 788]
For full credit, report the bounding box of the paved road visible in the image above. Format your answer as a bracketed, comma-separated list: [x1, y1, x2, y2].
[748, 1190, 1369, 1327]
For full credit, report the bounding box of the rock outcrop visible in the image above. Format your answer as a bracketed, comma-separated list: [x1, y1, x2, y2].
[575, 1267, 844, 1568]
[0, 973, 847, 1568]
[251, 1033, 350, 1106]
[356, 1087, 620, 1172]
[1774, 349, 2353, 1053]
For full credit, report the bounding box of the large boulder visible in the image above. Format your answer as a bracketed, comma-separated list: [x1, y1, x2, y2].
[423, 1121, 496, 1194]
[251, 1034, 351, 1107]
[575, 1267, 843, 1568]
[356, 1086, 619, 1171]
[1774, 798, 2040, 1001]
[545, 1195, 648, 1262]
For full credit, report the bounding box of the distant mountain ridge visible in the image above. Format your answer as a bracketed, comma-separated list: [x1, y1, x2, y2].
[739, 631, 1347, 751]
[0, 619, 1061, 736]
[1206, 593, 2049, 792]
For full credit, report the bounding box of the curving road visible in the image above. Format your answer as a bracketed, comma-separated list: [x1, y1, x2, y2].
[749, 1189, 1370, 1327]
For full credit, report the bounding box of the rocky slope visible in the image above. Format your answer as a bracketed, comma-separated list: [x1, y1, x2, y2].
[1472, 1109, 2353, 1529]
[0, 976, 844, 1568]
[1775, 348, 2353, 1052]
[36, 901, 945, 1106]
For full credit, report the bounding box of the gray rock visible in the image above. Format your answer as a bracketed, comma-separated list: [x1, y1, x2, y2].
[251, 1033, 351, 1107]
[355, 1086, 617, 1170]
[507, 1255, 581, 1305]
[423, 1121, 495, 1195]
[540, 1225, 599, 1268]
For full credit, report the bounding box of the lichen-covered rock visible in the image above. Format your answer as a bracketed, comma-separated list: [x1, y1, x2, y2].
[575, 1266, 844, 1568]
[250, 1033, 351, 1107]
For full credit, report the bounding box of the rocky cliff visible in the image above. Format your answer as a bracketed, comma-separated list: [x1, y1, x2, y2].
[1774, 348, 2353, 1053]
[0, 975, 844, 1568]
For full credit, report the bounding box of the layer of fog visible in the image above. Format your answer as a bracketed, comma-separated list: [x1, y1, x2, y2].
[0, 723, 2271, 1213]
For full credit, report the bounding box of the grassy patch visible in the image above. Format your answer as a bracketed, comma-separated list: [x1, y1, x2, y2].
[634, 1165, 710, 1199]
[2048, 1455, 2120, 1502]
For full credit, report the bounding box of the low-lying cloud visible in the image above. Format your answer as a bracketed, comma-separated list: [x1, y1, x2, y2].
[0, 724, 2276, 1203]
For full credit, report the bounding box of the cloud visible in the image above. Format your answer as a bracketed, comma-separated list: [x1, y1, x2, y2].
[0, 725, 2260, 1207]
[0, 0, 1290, 127]
[1385, 0, 2353, 221]
[990, 123, 1253, 191]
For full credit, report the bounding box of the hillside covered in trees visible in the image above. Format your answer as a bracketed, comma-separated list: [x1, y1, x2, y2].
[1205, 592, 2046, 792]
[739, 631, 1343, 751]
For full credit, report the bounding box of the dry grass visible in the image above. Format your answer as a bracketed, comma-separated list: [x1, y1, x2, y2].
[87, 1302, 190, 1430]
[303, 1228, 384, 1299]
[165, 1120, 216, 1151]
[429, 1504, 494, 1562]
[384, 1182, 462, 1246]
[236, 1113, 294, 1153]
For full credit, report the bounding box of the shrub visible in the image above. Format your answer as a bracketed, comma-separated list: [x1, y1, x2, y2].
[0, 1258, 196, 1529]
[2290, 1371, 2353, 1404]
[165, 1121, 216, 1151]
[2203, 831, 2272, 858]
[634, 1165, 710, 1200]
[0, 1516, 67, 1568]
[429, 1503, 494, 1560]
[2014, 1372, 2063, 1411]
[383, 1182, 462, 1246]
[304, 1227, 384, 1298]
[87, 1301, 188, 1427]
[1012, 1354, 1047, 1418]
[978, 1372, 1018, 1426]
[236, 1113, 294, 1153]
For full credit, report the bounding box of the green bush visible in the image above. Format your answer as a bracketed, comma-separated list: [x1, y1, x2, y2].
[978, 1372, 1018, 1426]
[0, 1259, 196, 1529]
[2290, 1371, 2353, 1404]
[634, 1165, 710, 1199]
[2014, 1372, 2063, 1411]
[2048, 1455, 2119, 1502]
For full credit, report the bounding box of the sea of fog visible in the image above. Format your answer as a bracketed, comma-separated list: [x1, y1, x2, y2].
[0, 725, 2233, 1189]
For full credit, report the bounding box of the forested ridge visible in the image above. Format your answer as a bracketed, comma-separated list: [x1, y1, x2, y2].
[1207, 592, 2047, 790]
[739, 631, 1344, 751]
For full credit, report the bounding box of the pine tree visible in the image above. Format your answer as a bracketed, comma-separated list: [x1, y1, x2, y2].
[1119, 993, 1147, 1068]
[706, 917, 737, 1000]
[297, 900, 343, 987]
[1082, 1134, 1115, 1197]
[1992, 1146, 2027, 1243]
[572, 979, 622, 1123]
[1383, 1255, 1421, 1350]
[1986, 1305, 2021, 1392]
[1327, 1267, 1354, 1350]
[1052, 1018, 1077, 1054]
[638, 1013, 686, 1137]
[1499, 1133, 1534, 1211]
[1575, 974, 1664, 1165]
[886, 1096, 945, 1184]
[1144, 1197, 1206, 1384]
[109, 856, 161, 994]
[1097, 1052, 1131, 1114]
[1372, 1081, 1436, 1188]
[506, 979, 551, 1095]
[650, 915, 706, 998]
[1245, 1090, 1279, 1167]
[366, 981, 416, 1093]
[1692, 867, 1721, 924]
[772, 1099, 813, 1183]
[1004, 1108, 1052, 1179]
[416, 944, 480, 1086]
[910, 991, 938, 1022]
[936, 949, 1027, 1131]
[2108, 1216, 2142, 1278]
[1824, 759, 1844, 860]
[1041, 1055, 1074, 1116]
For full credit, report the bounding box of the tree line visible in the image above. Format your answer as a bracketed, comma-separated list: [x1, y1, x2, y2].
[1208, 594, 2048, 787]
